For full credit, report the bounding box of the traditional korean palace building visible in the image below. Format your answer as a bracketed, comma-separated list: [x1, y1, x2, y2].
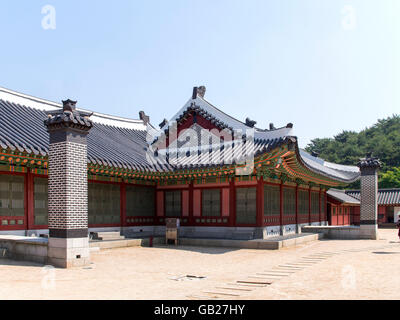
[0, 86, 361, 240]
[327, 188, 400, 226]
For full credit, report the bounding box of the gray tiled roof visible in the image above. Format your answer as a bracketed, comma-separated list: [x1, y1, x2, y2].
[346, 189, 400, 206]
[0, 86, 361, 183]
[299, 150, 360, 184]
[327, 189, 360, 204]
[0, 98, 164, 171]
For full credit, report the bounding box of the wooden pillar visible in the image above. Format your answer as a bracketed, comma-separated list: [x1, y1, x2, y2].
[295, 184, 299, 230]
[188, 182, 194, 225]
[319, 189, 322, 224]
[256, 177, 264, 227]
[308, 187, 311, 225]
[120, 182, 126, 227]
[279, 183, 283, 231]
[26, 169, 35, 231]
[229, 179, 235, 227]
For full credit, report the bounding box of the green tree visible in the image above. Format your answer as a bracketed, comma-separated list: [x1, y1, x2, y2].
[380, 168, 400, 188]
[305, 114, 400, 188]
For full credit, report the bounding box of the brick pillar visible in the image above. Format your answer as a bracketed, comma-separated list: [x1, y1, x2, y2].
[357, 153, 381, 240]
[44, 99, 93, 268]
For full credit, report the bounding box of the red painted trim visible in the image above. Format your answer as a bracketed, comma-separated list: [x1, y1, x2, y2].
[0, 170, 26, 176]
[235, 180, 258, 187]
[157, 184, 189, 190]
[165, 113, 233, 148]
[193, 182, 230, 188]
[88, 223, 121, 228]
[88, 179, 121, 185]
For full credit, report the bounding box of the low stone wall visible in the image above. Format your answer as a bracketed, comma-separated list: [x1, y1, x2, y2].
[0, 236, 48, 264]
[178, 233, 323, 250]
[302, 226, 362, 240]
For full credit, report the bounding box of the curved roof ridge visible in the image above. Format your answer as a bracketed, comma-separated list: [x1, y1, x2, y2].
[0, 86, 146, 131]
[299, 149, 360, 183]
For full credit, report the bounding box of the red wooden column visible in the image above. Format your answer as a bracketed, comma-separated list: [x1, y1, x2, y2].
[156, 190, 165, 222]
[295, 184, 299, 228]
[308, 187, 311, 225]
[120, 182, 126, 227]
[256, 177, 264, 227]
[279, 182, 283, 230]
[322, 190, 326, 224]
[319, 189, 322, 224]
[188, 182, 194, 225]
[26, 169, 35, 230]
[229, 179, 235, 227]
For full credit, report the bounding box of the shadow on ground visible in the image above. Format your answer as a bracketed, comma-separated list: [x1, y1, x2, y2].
[153, 244, 240, 254]
[0, 258, 44, 268]
[372, 251, 400, 255]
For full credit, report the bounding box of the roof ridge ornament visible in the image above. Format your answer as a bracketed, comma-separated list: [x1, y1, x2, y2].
[192, 86, 206, 99]
[159, 118, 168, 128]
[62, 99, 77, 113]
[44, 99, 93, 133]
[139, 111, 150, 125]
[245, 117, 257, 128]
[357, 152, 381, 170]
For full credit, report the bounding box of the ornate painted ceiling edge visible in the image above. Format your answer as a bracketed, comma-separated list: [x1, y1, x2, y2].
[0, 136, 351, 188]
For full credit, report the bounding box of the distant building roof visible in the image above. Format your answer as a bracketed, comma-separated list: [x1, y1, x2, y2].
[327, 189, 360, 205]
[345, 189, 400, 206]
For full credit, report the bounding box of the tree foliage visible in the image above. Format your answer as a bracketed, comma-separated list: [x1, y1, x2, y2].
[305, 114, 400, 188]
[380, 168, 400, 188]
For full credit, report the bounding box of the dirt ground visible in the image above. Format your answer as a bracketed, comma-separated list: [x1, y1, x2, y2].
[0, 229, 399, 300]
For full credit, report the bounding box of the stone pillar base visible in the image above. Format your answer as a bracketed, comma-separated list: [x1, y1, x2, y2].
[47, 237, 90, 268]
[359, 224, 379, 240]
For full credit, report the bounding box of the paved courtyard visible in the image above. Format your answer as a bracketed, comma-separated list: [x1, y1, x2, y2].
[0, 229, 399, 300]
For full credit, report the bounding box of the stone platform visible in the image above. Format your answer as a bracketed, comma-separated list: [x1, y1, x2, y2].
[0, 232, 324, 267]
[177, 232, 323, 250]
[0, 235, 48, 264]
[302, 225, 379, 240]
[89, 232, 323, 251]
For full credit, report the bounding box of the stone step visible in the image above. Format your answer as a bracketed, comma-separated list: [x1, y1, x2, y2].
[94, 232, 121, 237]
[123, 231, 154, 239]
[182, 231, 255, 241]
[97, 236, 126, 241]
[91, 232, 125, 241]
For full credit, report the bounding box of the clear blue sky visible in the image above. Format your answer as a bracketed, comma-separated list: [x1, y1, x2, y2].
[1, 0, 399, 147]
